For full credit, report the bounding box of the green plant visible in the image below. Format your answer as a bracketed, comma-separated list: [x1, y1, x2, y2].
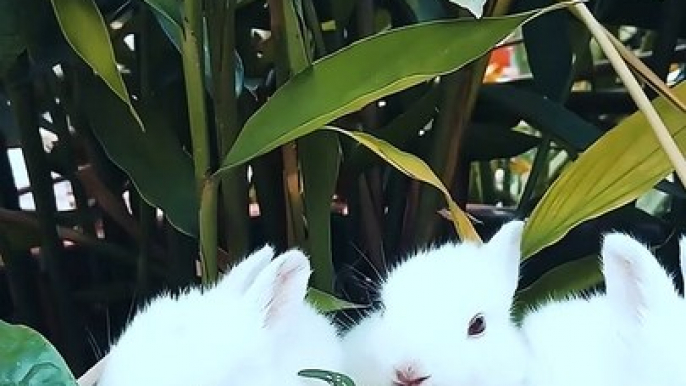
[1, 0, 685, 380]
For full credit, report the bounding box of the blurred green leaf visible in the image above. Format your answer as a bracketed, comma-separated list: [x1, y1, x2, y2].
[0, 319, 77, 386]
[328, 127, 480, 242]
[404, 0, 448, 22]
[219, 5, 569, 170]
[517, 0, 574, 101]
[50, 0, 144, 130]
[480, 84, 602, 151]
[0, 0, 25, 75]
[142, 0, 182, 27]
[463, 123, 541, 161]
[513, 254, 601, 321]
[306, 288, 364, 313]
[299, 370, 356, 386]
[79, 73, 198, 236]
[522, 81, 686, 258]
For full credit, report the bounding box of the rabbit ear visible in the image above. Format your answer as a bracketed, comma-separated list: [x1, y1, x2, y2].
[602, 233, 679, 318]
[246, 249, 312, 328]
[486, 220, 524, 295]
[218, 245, 275, 294]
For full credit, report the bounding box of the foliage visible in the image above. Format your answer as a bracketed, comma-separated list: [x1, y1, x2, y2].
[0, 0, 685, 381]
[0, 320, 77, 385]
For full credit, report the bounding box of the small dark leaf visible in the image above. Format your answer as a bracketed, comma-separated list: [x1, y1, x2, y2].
[299, 369, 356, 386]
[462, 123, 540, 161]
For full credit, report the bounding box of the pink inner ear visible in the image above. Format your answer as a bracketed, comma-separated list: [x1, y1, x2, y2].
[264, 263, 301, 328]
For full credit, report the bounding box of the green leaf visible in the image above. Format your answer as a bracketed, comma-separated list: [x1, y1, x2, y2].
[522, 81, 686, 258]
[300, 131, 340, 293]
[0, 319, 77, 385]
[298, 370, 356, 386]
[219, 4, 570, 170]
[79, 72, 198, 236]
[462, 123, 541, 161]
[0, 0, 25, 75]
[142, 0, 183, 27]
[513, 254, 601, 321]
[327, 127, 480, 242]
[517, 0, 574, 101]
[50, 0, 144, 130]
[306, 288, 365, 313]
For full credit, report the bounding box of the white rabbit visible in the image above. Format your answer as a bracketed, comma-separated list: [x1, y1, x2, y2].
[341, 221, 530, 386]
[599, 233, 686, 385]
[97, 245, 344, 386]
[522, 233, 686, 386]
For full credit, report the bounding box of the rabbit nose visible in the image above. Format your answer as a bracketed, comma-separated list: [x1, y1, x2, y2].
[393, 368, 430, 386]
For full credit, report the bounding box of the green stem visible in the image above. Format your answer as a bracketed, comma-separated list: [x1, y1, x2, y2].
[207, 0, 249, 263]
[182, 0, 216, 282]
[200, 177, 219, 284]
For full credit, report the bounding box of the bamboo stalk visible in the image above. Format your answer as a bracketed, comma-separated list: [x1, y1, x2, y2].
[181, 0, 218, 282]
[569, 3, 686, 185]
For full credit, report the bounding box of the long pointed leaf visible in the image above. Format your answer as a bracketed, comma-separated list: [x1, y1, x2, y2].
[50, 0, 143, 130]
[522, 81, 686, 258]
[327, 127, 480, 242]
[218, 4, 571, 171]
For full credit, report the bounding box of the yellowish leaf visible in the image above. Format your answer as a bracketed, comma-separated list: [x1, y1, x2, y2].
[325, 127, 481, 243]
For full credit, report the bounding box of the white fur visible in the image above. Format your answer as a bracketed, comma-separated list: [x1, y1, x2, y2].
[97, 246, 343, 386]
[342, 221, 529, 386]
[522, 233, 686, 386]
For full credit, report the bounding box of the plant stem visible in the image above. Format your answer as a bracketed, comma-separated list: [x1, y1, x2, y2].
[570, 3, 686, 186]
[207, 0, 250, 264]
[182, 0, 216, 282]
[200, 177, 219, 284]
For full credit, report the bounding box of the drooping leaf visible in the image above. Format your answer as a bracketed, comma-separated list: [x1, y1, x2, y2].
[218, 4, 571, 171]
[522, 81, 686, 258]
[299, 370, 356, 386]
[50, 0, 144, 129]
[327, 127, 480, 242]
[306, 287, 365, 313]
[0, 319, 77, 385]
[79, 72, 198, 236]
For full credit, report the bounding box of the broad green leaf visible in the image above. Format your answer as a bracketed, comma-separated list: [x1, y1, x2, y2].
[299, 370, 356, 386]
[327, 127, 480, 242]
[522, 81, 686, 258]
[50, 0, 144, 130]
[306, 288, 365, 313]
[513, 254, 601, 321]
[0, 319, 77, 385]
[219, 4, 570, 171]
[79, 72, 198, 236]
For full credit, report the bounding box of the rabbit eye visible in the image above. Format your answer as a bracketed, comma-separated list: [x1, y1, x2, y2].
[467, 313, 486, 337]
